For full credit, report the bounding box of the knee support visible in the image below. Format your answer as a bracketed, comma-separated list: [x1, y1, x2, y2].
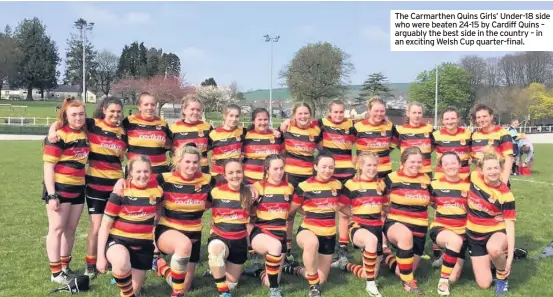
[208, 240, 227, 267]
[171, 255, 190, 273]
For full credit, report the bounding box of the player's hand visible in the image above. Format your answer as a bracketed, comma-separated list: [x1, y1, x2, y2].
[96, 256, 108, 273]
[48, 198, 60, 212]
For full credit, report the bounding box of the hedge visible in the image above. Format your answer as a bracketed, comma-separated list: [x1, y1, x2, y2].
[0, 125, 49, 135]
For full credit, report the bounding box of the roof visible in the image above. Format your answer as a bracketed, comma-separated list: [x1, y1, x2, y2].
[54, 85, 80, 93]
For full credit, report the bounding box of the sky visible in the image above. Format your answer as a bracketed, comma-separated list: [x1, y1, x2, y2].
[0, 1, 550, 92]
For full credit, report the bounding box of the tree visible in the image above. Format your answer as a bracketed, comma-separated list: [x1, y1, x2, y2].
[357, 72, 393, 103]
[64, 19, 97, 93]
[159, 52, 181, 77]
[201, 77, 217, 87]
[112, 75, 188, 114]
[12, 17, 60, 100]
[196, 85, 237, 112]
[525, 83, 553, 120]
[95, 50, 119, 95]
[117, 42, 181, 79]
[280, 42, 354, 116]
[0, 25, 21, 95]
[408, 63, 471, 118]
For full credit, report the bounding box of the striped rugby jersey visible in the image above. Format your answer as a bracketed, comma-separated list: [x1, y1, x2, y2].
[169, 120, 212, 171]
[432, 127, 472, 180]
[282, 122, 321, 177]
[252, 180, 294, 240]
[354, 120, 398, 175]
[293, 177, 343, 236]
[85, 118, 127, 194]
[104, 179, 163, 245]
[396, 123, 435, 175]
[156, 171, 213, 232]
[43, 126, 90, 198]
[210, 184, 250, 239]
[208, 126, 246, 176]
[122, 114, 170, 169]
[340, 177, 387, 227]
[466, 173, 516, 237]
[243, 130, 283, 182]
[317, 118, 356, 180]
[383, 171, 432, 227]
[471, 126, 513, 163]
[429, 177, 470, 235]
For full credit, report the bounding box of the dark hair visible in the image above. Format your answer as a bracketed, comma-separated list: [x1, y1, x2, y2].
[440, 106, 459, 120]
[260, 154, 286, 196]
[248, 108, 270, 131]
[470, 103, 494, 126]
[93, 96, 123, 120]
[315, 152, 335, 166]
[438, 151, 461, 167]
[223, 158, 252, 212]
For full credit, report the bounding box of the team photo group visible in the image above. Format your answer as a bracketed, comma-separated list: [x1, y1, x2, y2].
[42, 92, 526, 297]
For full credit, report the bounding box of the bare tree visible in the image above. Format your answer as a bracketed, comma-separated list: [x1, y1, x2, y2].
[95, 50, 119, 95]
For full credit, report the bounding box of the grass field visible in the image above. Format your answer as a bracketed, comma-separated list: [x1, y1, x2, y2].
[1, 142, 552, 297]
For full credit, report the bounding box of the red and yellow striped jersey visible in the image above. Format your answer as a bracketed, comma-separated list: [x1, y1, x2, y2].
[85, 118, 127, 192]
[122, 114, 169, 168]
[169, 120, 212, 170]
[432, 127, 472, 180]
[156, 171, 213, 232]
[471, 126, 513, 163]
[283, 123, 321, 177]
[104, 179, 163, 244]
[340, 178, 387, 227]
[429, 178, 470, 235]
[293, 177, 343, 236]
[396, 123, 435, 174]
[208, 126, 246, 176]
[210, 184, 250, 239]
[354, 120, 398, 175]
[317, 118, 356, 180]
[383, 171, 432, 227]
[243, 130, 283, 182]
[43, 126, 90, 198]
[466, 173, 516, 236]
[252, 180, 294, 240]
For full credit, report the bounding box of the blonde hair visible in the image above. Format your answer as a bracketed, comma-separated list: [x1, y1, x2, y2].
[406, 101, 424, 124]
[354, 152, 379, 180]
[137, 92, 155, 105]
[181, 93, 203, 119]
[126, 156, 152, 186]
[328, 99, 345, 112]
[477, 145, 500, 169]
[172, 144, 202, 173]
[366, 96, 386, 112]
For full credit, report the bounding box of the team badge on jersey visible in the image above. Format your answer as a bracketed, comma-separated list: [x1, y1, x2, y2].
[283, 193, 290, 201]
[488, 139, 495, 145]
[460, 139, 466, 145]
[270, 137, 275, 144]
[309, 135, 315, 142]
[331, 189, 337, 196]
[488, 195, 497, 204]
[376, 189, 383, 195]
[156, 125, 162, 130]
[116, 133, 122, 140]
[344, 129, 349, 135]
[198, 130, 204, 137]
[235, 135, 241, 142]
[421, 183, 427, 189]
[195, 184, 202, 192]
[461, 191, 468, 197]
[149, 195, 157, 205]
[381, 131, 387, 136]
[424, 132, 429, 138]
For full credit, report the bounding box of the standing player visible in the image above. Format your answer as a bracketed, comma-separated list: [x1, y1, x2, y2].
[169, 95, 212, 174]
[43, 98, 90, 284]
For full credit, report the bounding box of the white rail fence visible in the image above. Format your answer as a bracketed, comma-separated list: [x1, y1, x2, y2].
[1, 116, 552, 134]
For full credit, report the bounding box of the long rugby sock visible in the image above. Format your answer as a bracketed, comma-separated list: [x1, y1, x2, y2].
[363, 250, 377, 281]
[396, 247, 414, 282]
[307, 272, 320, 288]
[113, 270, 135, 297]
[440, 248, 460, 280]
[50, 261, 62, 277]
[170, 255, 189, 293]
[265, 253, 283, 288]
[60, 255, 72, 270]
[345, 263, 365, 278]
[85, 255, 97, 269]
[214, 276, 230, 293]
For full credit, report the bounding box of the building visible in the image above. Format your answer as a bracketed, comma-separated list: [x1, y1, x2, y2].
[0, 83, 97, 103]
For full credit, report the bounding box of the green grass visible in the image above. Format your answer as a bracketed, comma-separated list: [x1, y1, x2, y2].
[0, 142, 552, 297]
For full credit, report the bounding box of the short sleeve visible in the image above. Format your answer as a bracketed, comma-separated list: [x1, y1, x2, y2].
[104, 193, 123, 218]
[292, 185, 305, 205]
[339, 182, 352, 206]
[501, 192, 516, 221]
[43, 137, 65, 163]
[382, 175, 393, 195]
[156, 173, 166, 186]
[85, 118, 95, 132]
[499, 130, 514, 158]
[121, 117, 130, 130]
[391, 125, 399, 149]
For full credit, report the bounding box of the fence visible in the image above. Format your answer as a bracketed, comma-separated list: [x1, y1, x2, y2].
[1, 116, 552, 135]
